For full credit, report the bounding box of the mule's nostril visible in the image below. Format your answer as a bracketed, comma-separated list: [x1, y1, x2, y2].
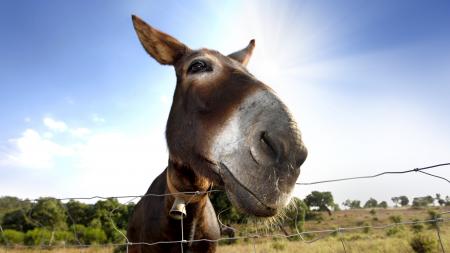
[260, 131, 282, 163]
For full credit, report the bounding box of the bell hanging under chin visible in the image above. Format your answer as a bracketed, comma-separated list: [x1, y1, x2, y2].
[169, 197, 187, 220]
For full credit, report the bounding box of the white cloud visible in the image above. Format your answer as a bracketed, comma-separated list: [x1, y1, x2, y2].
[70, 127, 91, 137]
[1, 129, 73, 169]
[0, 118, 168, 198]
[43, 117, 68, 132]
[72, 129, 168, 197]
[43, 132, 54, 139]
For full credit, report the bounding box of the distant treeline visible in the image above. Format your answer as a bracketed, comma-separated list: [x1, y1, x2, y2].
[0, 191, 448, 246]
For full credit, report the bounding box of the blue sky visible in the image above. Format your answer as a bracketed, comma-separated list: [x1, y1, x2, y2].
[1, 0, 449, 206]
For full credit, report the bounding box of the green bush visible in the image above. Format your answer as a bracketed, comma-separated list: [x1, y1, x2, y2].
[389, 215, 402, 223]
[109, 229, 127, 243]
[386, 226, 402, 236]
[426, 209, 441, 229]
[24, 228, 52, 245]
[69, 224, 86, 243]
[362, 222, 371, 234]
[271, 241, 286, 251]
[54, 230, 76, 244]
[83, 227, 107, 244]
[0, 229, 25, 245]
[410, 219, 424, 233]
[410, 234, 437, 253]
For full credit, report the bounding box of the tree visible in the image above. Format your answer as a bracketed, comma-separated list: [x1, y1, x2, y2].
[377, 201, 388, 208]
[0, 197, 31, 223]
[30, 198, 67, 230]
[399, 196, 409, 207]
[92, 198, 130, 242]
[351, 200, 361, 209]
[343, 199, 361, 209]
[332, 203, 341, 211]
[435, 194, 445, 206]
[1, 209, 35, 232]
[391, 197, 400, 207]
[65, 200, 94, 227]
[304, 191, 335, 214]
[412, 196, 434, 208]
[363, 198, 378, 208]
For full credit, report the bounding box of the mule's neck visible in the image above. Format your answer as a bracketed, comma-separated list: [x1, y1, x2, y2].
[166, 160, 212, 196]
[165, 160, 212, 218]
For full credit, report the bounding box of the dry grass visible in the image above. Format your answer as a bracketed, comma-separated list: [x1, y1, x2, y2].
[217, 236, 444, 253]
[1, 246, 114, 253]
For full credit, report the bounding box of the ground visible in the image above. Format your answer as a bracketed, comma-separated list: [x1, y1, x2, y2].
[3, 206, 449, 253]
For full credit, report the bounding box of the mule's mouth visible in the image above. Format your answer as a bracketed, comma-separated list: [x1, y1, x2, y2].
[219, 163, 278, 217]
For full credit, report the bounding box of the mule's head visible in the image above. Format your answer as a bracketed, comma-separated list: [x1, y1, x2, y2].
[132, 15, 307, 217]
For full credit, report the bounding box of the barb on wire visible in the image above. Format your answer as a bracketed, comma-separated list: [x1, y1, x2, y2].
[297, 163, 450, 185]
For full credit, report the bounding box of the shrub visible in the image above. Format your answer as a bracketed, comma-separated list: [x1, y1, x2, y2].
[0, 229, 25, 245]
[362, 222, 371, 234]
[410, 219, 424, 233]
[271, 241, 286, 251]
[109, 229, 127, 243]
[83, 228, 107, 244]
[54, 230, 76, 244]
[386, 226, 402, 236]
[69, 224, 86, 243]
[24, 228, 52, 245]
[369, 209, 376, 215]
[410, 234, 437, 253]
[426, 209, 441, 229]
[389, 215, 402, 223]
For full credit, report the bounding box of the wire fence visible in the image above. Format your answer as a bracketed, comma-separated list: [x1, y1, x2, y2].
[1, 163, 449, 253]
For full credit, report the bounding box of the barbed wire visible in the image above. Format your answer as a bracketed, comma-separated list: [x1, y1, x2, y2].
[24, 189, 223, 202]
[1, 162, 449, 252]
[296, 162, 450, 185]
[13, 163, 449, 203]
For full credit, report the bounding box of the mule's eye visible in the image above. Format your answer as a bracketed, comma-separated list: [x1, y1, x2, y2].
[188, 60, 211, 74]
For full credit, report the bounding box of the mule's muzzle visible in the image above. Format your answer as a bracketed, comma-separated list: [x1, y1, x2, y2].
[211, 89, 307, 216]
[219, 163, 278, 217]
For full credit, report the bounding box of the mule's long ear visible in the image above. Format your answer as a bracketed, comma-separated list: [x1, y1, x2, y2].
[132, 15, 188, 65]
[228, 39, 255, 67]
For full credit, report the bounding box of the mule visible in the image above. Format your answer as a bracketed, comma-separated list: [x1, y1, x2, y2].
[127, 15, 308, 253]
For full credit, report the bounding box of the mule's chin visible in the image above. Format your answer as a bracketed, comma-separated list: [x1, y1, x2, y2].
[219, 163, 287, 217]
